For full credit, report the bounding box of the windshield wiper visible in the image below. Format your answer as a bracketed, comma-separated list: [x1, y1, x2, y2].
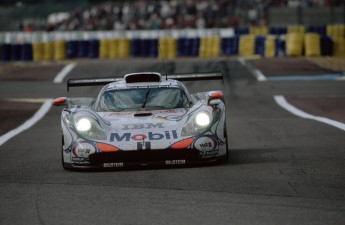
[141, 88, 151, 110]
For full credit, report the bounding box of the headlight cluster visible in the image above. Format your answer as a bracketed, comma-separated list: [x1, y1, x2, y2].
[74, 115, 107, 140]
[181, 111, 212, 136]
[76, 117, 92, 132]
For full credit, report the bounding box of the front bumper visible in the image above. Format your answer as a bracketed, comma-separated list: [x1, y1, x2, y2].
[64, 149, 226, 169]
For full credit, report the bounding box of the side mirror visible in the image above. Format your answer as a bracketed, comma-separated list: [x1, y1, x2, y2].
[52, 97, 69, 106]
[207, 91, 223, 106]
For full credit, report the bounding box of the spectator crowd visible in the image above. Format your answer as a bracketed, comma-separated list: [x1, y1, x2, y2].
[26, 0, 344, 31]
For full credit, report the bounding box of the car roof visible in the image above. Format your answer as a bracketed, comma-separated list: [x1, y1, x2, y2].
[106, 72, 182, 90]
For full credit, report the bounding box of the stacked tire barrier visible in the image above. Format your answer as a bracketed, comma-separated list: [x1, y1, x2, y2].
[0, 25, 344, 62]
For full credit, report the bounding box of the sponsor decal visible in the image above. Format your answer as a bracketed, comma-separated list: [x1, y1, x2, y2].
[73, 142, 96, 158]
[194, 136, 217, 151]
[165, 160, 186, 165]
[122, 123, 164, 130]
[205, 150, 219, 157]
[110, 130, 178, 142]
[72, 157, 86, 162]
[103, 162, 124, 168]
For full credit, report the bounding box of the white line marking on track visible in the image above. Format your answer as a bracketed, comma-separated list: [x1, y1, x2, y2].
[53, 63, 76, 83]
[237, 57, 267, 81]
[274, 95, 345, 132]
[0, 99, 53, 146]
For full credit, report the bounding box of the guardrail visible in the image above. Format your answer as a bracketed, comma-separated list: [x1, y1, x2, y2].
[0, 25, 344, 62]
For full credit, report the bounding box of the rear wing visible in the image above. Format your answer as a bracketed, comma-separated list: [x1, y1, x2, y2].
[67, 71, 223, 91]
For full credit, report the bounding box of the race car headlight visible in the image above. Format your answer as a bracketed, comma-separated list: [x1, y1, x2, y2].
[75, 117, 92, 132]
[74, 116, 107, 140]
[195, 112, 211, 127]
[181, 111, 212, 136]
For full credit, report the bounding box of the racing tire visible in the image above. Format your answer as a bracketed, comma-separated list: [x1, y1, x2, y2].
[61, 135, 68, 170]
[219, 124, 229, 163]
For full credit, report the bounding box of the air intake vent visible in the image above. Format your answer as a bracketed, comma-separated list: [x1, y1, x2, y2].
[124, 72, 161, 83]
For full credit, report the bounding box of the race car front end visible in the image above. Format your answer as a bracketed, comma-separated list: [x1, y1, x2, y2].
[60, 102, 227, 170]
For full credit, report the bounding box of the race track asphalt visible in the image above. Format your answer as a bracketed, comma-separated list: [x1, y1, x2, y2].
[0, 58, 345, 225]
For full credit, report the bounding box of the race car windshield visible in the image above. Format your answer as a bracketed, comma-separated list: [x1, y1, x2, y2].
[99, 87, 189, 112]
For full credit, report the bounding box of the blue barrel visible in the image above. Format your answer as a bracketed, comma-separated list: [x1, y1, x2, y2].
[269, 26, 287, 35]
[149, 38, 158, 57]
[190, 37, 200, 57]
[21, 43, 32, 61]
[88, 39, 99, 58]
[235, 27, 249, 36]
[1, 44, 11, 62]
[66, 40, 77, 58]
[274, 36, 285, 56]
[307, 25, 326, 36]
[221, 37, 230, 56]
[139, 39, 150, 57]
[320, 35, 333, 56]
[77, 40, 88, 58]
[255, 36, 266, 56]
[221, 37, 238, 56]
[184, 37, 192, 56]
[130, 38, 140, 57]
[229, 36, 239, 55]
[177, 37, 186, 56]
[10, 44, 22, 61]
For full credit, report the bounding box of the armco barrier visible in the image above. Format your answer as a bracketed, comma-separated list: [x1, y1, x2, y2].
[0, 26, 344, 62]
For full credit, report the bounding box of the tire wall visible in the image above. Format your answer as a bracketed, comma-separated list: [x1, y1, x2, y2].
[0, 25, 344, 62]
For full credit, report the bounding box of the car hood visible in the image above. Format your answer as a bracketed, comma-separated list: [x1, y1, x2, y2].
[96, 108, 193, 150]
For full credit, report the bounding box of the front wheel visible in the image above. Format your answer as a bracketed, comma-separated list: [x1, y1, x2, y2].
[61, 135, 68, 170]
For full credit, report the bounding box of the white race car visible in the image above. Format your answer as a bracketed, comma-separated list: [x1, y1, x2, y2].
[53, 72, 228, 169]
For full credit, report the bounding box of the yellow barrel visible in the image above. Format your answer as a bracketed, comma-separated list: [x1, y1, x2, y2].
[239, 35, 255, 56]
[286, 33, 304, 57]
[288, 25, 305, 35]
[54, 40, 66, 60]
[264, 35, 275, 58]
[109, 39, 119, 58]
[198, 37, 207, 58]
[327, 25, 345, 38]
[332, 37, 345, 58]
[43, 42, 54, 60]
[210, 36, 220, 57]
[250, 26, 268, 35]
[99, 39, 110, 59]
[118, 38, 130, 58]
[304, 33, 320, 57]
[32, 42, 44, 61]
[166, 37, 176, 59]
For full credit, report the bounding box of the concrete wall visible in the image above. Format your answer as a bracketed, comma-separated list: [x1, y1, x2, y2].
[268, 6, 345, 26]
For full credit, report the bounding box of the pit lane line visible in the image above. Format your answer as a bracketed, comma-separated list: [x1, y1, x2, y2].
[0, 99, 53, 146]
[274, 95, 345, 132]
[53, 63, 76, 83]
[0, 63, 76, 146]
